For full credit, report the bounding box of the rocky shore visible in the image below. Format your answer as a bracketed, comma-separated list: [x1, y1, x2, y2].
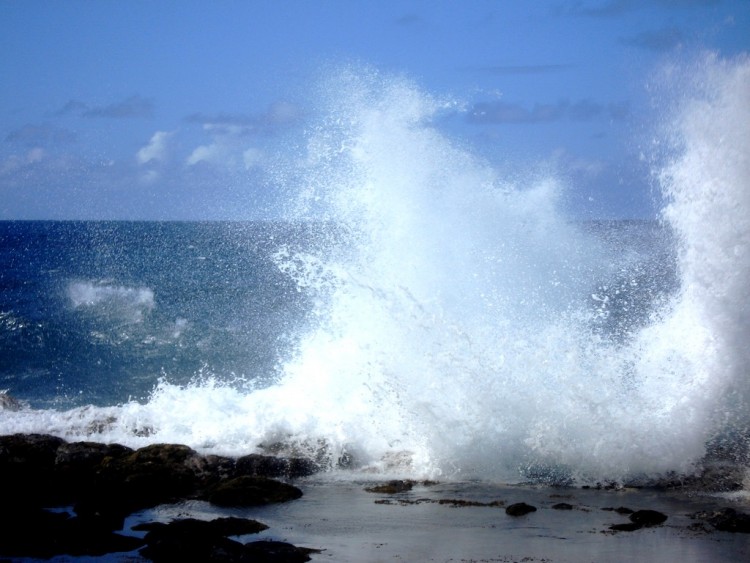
[1, 433, 749, 561]
[0, 433, 319, 561]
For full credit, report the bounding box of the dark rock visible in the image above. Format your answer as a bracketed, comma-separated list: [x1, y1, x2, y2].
[552, 502, 574, 510]
[134, 516, 268, 537]
[54, 441, 133, 503]
[602, 506, 634, 514]
[505, 502, 537, 516]
[75, 443, 203, 527]
[0, 433, 67, 506]
[0, 506, 144, 558]
[244, 540, 318, 562]
[691, 507, 750, 533]
[187, 453, 237, 486]
[235, 453, 291, 477]
[364, 480, 414, 494]
[629, 509, 668, 527]
[138, 517, 269, 562]
[204, 476, 303, 507]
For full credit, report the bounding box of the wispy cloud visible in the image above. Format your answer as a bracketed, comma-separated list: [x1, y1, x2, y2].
[185, 101, 301, 135]
[621, 26, 685, 51]
[466, 99, 630, 124]
[84, 95, 154, 118]
[5, 123, 76, 146]
[53, 95, 155, 119]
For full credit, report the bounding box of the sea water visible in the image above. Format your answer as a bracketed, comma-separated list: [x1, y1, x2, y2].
[0, 54, 748, 484]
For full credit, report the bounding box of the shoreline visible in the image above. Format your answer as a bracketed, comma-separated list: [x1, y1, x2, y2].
[1, 433, 748, 561]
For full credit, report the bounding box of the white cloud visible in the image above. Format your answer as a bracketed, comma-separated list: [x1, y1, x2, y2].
[136, 131, 173, 165]
[186, 143, 225, 166]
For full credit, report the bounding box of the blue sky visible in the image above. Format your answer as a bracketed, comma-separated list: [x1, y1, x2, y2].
[1, 0, 748, 220]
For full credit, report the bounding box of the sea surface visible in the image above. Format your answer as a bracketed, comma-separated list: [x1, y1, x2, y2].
[1, 55, 748, 486]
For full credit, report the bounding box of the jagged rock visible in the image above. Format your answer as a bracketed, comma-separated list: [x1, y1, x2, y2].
[505, 502, 537, 516]
[204, 476, 303, 507]
[365, 480, 414, 494]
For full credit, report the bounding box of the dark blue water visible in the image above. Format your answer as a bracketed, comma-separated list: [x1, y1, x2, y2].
[0, 221, 329, 408]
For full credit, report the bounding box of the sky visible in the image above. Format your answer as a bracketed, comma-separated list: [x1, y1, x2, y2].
[1, 0, 748, 220]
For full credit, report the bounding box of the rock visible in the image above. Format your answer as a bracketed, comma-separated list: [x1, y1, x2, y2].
[54, 441, 134, 503]
[0, 506, 144, 558]
[0, 433, 67, 506]
[75, 443, 205, 528]
[364, 480, 414, 494]
[602, 506, 634, 514]
[204, 476, 303, 507]
[691, 508, 750, 533]
[244, 540, 319, 562]
[138, 517, 269, 562]
[235, 453, 317, 479]
[552, 502, 574, 510]
[505, 502, 537, 516]
[0, 391, 23, 411]
[629, 509, 668, 527]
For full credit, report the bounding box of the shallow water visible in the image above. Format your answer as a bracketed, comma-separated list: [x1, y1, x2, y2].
[134, 479, 750, 562]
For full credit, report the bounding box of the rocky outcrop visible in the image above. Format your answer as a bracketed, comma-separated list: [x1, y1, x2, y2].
[0, 433, 318, 561]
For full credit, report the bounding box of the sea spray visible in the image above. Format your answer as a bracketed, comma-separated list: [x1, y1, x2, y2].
[265, 59, 750, 481]
[1, 56, 747, 485]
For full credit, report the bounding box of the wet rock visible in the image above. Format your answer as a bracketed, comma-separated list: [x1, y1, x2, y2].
[0, 506, 144, 558]
[551, 502, 574, 510]
[629, 509, 668, 527]
[244, 540, 319, 562]
[0, 391, 23, 411]
[505, 502, 537, 516]
[204, 475, 303, 507]
[137, 517, 269, 562]
[74, 443, 206, 528]
[691, 507, 750, 533]
[0, 433, 67, 506]
[235, 453, 319, 479]
[602, 506, 634, 514]
[365, 480, 415, 494]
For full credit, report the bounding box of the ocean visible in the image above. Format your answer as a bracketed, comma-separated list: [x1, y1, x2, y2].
[1, 55, 748, 487]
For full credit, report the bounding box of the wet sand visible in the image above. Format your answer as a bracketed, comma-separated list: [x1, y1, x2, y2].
[137, 478, 750, 562]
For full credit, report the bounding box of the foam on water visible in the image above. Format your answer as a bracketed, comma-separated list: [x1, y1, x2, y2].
[2, 55, 748, 483]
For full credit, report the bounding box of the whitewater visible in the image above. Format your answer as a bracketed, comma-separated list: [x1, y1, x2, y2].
[1, 54, 748, 485]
